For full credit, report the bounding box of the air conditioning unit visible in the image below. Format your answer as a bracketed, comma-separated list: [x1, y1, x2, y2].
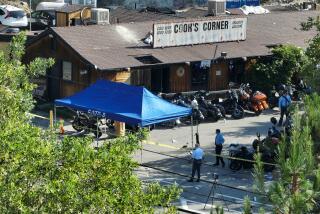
[91, 8, 109, 25]
[208, 0, 226, 16]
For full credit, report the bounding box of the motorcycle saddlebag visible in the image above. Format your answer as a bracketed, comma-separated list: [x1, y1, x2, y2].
[258, 103, 264, 111]
[253, 91, 267, 101]
[262, 100, 269, 109]
[252, 104, 259, 111]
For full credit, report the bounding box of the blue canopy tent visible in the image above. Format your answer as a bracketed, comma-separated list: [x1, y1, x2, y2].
[54, 80, 192, 127]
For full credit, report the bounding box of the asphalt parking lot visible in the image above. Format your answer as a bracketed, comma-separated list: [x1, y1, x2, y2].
[32, 109, 280, 213]
[134, 110, 279, 213]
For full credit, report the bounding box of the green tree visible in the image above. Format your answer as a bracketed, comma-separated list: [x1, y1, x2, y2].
[0, 32, 181, 213]
[300, 16, 320, 92]
[243, 196, 252, 214]
[247, 45, 306, 92]
[253, 109, 320, 214]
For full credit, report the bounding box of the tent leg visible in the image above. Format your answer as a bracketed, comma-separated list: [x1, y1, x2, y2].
[140, 140, 143, 164]
[96, 117, 99, 148]
[191, 115, 194, 148]
[54, 105, 57, 125]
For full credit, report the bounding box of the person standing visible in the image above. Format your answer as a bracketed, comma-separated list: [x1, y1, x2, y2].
[214, 129, 225, 167]
[188, 143, 204, 182]
[278, 90, 292, 126]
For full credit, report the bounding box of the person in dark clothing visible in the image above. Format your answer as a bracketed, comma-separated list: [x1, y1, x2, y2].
[214, 129, 225, 167]
[278, 90, 292, 126]
[188, 143, 204, 182]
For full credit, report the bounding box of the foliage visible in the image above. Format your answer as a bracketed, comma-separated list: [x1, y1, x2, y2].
[243, 196, 252, 214]
[254, 109, 320, 214]
[304, 94, 320, 153]
[253, 152, 265, 195]
[247, 45, 306, 92]
[0, 32, 181, 213]
[0, 32, 54, 128]
[300, 16, 320, 92]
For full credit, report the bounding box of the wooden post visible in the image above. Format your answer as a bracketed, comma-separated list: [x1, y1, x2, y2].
[115, 121, 125, 137]
[49, 110, 53, 129]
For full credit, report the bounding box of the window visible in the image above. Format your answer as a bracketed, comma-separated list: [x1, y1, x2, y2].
[0, 9, 5, 16]
[62, 61, 72, 81]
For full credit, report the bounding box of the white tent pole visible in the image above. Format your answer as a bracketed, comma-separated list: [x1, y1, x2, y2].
[191, 115, 194, 148]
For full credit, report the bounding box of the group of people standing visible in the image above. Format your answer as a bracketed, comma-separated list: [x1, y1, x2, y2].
[188, 129, 225, 182]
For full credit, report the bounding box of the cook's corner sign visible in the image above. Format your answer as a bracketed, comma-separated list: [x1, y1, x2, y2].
[153, 17, 247, 48]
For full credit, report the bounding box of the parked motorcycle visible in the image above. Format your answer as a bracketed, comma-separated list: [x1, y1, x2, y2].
[229, 144, 254, 171]
[212, 89, 244, 119]
[238, 83, 269, 115]
[72, 111, 103, 138]
[172, 94, 205, 123]
[252, 132, 278, 172]
[195, 93, 224, 122]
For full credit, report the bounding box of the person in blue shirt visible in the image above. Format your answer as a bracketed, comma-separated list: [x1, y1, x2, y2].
[214, 129, 225, 167]
[188, 142, 204, 182]
[278, 90, 292, 126]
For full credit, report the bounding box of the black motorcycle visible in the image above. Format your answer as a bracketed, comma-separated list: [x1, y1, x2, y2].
[72, 111, 103, 138]
[229, 144, 254, 171]
[196, 96, 223, 122]
[213, 89, 244, 119]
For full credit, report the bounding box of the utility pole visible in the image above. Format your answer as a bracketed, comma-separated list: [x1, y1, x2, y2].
[29, 0, 32, 31]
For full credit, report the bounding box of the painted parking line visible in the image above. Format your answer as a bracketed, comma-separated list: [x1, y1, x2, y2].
[142, 140, 180, 149]
[144, 178, 272, 208]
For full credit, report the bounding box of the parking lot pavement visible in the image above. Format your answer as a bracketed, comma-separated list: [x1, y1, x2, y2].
[31, 109, 279, 213]
[135, 110, 279, 213]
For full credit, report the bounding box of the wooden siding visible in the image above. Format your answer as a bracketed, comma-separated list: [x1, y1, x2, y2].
[56, 13, 67, 27]
[131, 69, 151, 89]
[208, 62, 229, 91]
[56, 8, 91, 27]
[169, 64, 191, 92]
[25, 34, 117, 99]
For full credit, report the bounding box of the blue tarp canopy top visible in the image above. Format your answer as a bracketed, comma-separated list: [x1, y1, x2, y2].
[55, 80, 192, 126]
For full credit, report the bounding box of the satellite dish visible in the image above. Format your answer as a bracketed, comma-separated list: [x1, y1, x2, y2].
[176, 66, 185, 77]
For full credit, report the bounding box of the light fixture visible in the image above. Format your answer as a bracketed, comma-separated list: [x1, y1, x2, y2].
[221, 52, 227, 58]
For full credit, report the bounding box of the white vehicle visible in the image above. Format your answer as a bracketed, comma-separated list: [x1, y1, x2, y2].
[36, 2, 67, 11]
[0, 5, 28, 27]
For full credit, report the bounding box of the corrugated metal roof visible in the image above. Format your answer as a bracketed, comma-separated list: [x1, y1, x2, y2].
[50, 10, 318, 70]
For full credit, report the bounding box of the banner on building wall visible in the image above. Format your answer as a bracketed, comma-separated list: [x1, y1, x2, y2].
[153, 17, 247, 48]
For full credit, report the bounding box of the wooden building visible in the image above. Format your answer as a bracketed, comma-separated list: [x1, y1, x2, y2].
[25, 10, 317, 100]
[55, 5, 91, 27]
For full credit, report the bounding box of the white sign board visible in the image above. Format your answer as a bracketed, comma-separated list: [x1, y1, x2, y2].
[153, 17, 247, 48]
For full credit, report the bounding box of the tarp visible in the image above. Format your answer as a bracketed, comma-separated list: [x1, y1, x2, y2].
[55, 80, 192, 126]
[226, 0, 260, 9]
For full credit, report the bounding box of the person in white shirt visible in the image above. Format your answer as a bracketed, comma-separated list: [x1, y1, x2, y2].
[188, 143, 204, 182]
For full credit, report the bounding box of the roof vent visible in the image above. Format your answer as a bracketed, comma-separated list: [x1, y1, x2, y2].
[135, 55, 162, 64]
[208, 0, 226, 16]
[91, 8, 109, 25]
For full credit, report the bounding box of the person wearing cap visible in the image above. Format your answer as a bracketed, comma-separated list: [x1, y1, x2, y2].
[278, 90, 291, 126]
[188, 142, 204, 182]
[214, 129, 225, 167]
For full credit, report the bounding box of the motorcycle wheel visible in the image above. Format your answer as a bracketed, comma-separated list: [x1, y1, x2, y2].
[91, 125, 102, 138]
[216, 104, 226, 117]
[229, 160, 242, 171]
[232, 107, 244, 119]
[72, 120, 84, 132]
[255, 110, 262, 116]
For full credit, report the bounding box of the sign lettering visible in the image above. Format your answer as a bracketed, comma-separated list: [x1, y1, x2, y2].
[153, 17, 247, 48]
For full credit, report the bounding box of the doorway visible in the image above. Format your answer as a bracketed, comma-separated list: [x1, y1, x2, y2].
[191, 61, 209, 91]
